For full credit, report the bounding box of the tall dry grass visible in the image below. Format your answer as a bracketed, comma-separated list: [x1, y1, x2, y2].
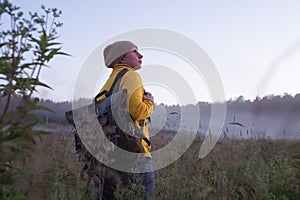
[4, 131, 300, 200]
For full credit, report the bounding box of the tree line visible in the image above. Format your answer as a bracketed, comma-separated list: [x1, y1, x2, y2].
[2, 93, 299, 126]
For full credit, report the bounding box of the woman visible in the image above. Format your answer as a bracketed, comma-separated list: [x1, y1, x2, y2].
[96, 41, 155, 199]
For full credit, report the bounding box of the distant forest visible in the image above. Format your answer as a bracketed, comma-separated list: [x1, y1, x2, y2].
[1, 93, 300, 127]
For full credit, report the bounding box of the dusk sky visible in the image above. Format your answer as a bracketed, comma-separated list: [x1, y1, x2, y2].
[6, 0, 300, 104]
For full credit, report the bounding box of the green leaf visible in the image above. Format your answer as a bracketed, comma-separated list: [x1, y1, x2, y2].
[0, 42, 8, 48]
[47, 42, 61, 47]
[35, 80, 53, 90]
[39, 30, 48, 51]
[32, 129, 51, 137]
[45, 47, 61, 61]
[27, 113, 44, 123]
[19, 62, 39, 70]
[30, 104, 52, 112]
[29, 36, 40, 46]
[22, 122, 38, 135]
[3, 133, 24, 149]
[56, 51, 71, 57]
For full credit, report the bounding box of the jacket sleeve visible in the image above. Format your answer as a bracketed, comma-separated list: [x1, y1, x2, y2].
[119, 71, 154, 121]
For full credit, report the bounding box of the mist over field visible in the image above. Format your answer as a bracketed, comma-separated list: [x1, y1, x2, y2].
[3, 93, 298, 139]
[152, 94, 300, 139]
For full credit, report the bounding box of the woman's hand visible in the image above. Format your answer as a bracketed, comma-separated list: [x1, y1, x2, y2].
[143, 92, 154, 102]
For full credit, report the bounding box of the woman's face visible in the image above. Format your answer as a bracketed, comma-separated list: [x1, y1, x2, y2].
[122, 47, 143, 70]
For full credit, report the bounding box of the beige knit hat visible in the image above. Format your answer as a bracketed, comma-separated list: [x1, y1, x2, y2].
[103, 41, 137, 67]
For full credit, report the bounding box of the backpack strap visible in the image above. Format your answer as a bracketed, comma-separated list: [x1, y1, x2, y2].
[135, 131, 151, 146]
[95, 68, 152, 147]
[94, 68, 129, 101]
[143, 137, 151, 146]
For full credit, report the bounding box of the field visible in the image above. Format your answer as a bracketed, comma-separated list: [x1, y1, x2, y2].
[2, 130, 300, 200]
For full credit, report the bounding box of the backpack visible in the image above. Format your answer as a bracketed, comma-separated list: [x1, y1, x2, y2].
[65, 69, 150, 192]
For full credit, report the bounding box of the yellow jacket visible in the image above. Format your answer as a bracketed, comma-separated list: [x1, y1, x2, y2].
[96, 65, 154, 157]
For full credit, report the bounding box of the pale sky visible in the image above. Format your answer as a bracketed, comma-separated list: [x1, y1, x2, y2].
[6, 0, 300, 104]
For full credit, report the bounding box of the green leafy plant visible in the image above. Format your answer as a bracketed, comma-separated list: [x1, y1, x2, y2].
[0, 0, 69, 192]
[43, 150, 77, 200]
[114, 175, 147, 200]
